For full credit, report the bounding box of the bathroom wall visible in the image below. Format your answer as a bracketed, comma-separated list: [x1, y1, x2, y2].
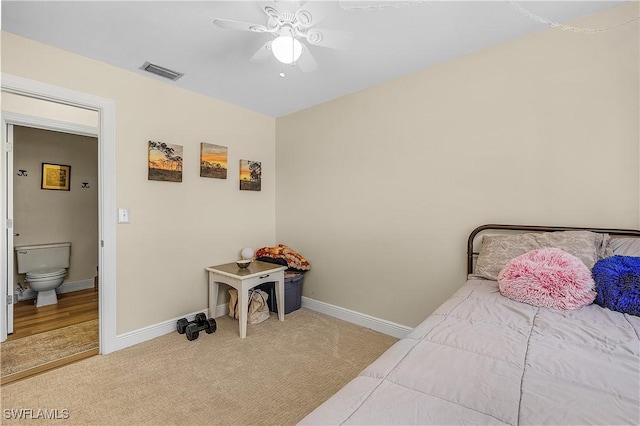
[13, 126, 99, 293]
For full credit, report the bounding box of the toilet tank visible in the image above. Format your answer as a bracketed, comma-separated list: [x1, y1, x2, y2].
[15, 242, 71, 274]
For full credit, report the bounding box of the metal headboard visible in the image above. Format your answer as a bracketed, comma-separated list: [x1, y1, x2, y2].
[467, 224, 640, 275]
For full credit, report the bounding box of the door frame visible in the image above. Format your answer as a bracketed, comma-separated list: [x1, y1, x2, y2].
[1, 73, 117, 354]
[4, 124, 14, 335]
[4, 116, 98, 336]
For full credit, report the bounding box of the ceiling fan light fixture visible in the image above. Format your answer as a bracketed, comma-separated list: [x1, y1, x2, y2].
[271, 35, 302, 64]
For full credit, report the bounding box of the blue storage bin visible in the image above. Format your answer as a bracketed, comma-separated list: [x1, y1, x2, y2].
[259, 272, 304, 314]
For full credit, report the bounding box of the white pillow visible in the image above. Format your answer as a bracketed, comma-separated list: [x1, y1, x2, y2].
[609, 238, 640, 257]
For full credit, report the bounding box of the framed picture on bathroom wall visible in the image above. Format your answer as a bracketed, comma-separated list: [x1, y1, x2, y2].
[41, 163, 71, 191]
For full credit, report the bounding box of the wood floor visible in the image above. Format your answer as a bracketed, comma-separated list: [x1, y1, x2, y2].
[2, 289, 99, 384]
[8, 288, 98, 340]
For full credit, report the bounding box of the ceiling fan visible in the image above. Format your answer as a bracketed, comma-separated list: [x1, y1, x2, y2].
[212, 1, 353, 72]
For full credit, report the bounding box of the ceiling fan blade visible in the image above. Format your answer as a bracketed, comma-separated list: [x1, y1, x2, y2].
[213, 18, 270, 33]
[249, 41, 273, 63]
[296, 45, 318, 72]
[295, 1, 339, 27]
[260, 3, 282, 20]
[305, 29, 354, 50]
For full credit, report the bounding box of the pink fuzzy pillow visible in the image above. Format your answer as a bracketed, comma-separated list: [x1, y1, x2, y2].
[498, 247, 596, 310]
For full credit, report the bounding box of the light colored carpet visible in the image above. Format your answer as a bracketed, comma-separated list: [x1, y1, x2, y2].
[1, 320, 99, 378]
[1, 308, 398, 425]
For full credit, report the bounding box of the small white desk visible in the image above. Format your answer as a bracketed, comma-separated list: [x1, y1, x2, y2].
[205, 261, 287, 338]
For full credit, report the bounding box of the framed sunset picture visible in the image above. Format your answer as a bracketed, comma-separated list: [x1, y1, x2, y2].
[148, 140, 183, 182]
[200, 143, 228, 179]
[239, 160, 261, 191]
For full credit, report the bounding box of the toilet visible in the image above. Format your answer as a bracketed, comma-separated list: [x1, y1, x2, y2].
[15, 242, 71, 307]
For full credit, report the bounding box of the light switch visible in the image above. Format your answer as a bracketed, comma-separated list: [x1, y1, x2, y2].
[118, 208, 130, 224]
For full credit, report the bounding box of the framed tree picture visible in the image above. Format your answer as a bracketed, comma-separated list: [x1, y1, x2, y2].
[200, 143, 228, 179]
[239, 160, 261, 191]
[148, 140, 183, 182]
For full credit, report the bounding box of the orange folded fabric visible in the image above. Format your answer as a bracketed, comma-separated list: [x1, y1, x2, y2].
[255, 244, 310, 271]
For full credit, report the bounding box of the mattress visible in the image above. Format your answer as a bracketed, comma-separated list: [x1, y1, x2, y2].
[299, 279, 640, 425]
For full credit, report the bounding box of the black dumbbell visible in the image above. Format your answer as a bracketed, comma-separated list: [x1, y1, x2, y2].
[176, 312, 207, 334]
[185, 318, 217, 341]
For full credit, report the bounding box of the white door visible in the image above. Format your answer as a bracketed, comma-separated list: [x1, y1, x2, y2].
[3, 123, 15, 340]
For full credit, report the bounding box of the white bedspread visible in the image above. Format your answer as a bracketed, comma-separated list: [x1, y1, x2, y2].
[300, 279, 640, 425]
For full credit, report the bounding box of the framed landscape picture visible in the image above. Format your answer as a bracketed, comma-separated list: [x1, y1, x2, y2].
[200, 143, 228, 179]
[148, 140, 183, 182]
[41, 163, 71, 191]
[239, 160, 261, 191]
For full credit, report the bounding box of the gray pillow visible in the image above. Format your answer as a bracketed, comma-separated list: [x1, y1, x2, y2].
[475, 231, 610, 280]
[475, 233, 539, 280]
[609, 238, 640, 256]
[534, 231, 610, 270]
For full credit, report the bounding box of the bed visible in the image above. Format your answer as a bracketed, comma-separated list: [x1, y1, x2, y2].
[300, 224, 640, 425]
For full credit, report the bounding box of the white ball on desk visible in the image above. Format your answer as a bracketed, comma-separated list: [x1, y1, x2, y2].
[241, 247, 254, 260]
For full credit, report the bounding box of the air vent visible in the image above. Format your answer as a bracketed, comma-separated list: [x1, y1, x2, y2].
[139, 61, 184, 81]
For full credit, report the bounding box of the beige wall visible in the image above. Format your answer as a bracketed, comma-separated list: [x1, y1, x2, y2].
[13, 126, 98, 289]
[2, 92, 99, 128]
[2, 31, 277, 334]
[276, 3, 640, 327]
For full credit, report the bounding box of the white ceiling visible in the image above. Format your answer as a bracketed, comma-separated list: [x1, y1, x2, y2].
[1, 1, 622, 117]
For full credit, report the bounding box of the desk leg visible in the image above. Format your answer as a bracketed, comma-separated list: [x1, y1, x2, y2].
[238, 288, 249, 338]
[276, 276, 285, 322]
[208, 274, 219, 318]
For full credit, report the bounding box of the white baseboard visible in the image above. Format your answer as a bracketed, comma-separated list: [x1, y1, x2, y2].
[213, 303, 228, 319]
[17, 279, 95, 301]
[111, 298, 410, 353]
[59, 279, 95, 294]
[113, 304, 228, 351]
[114, 309, 209, 351]
[301, 296, 412, 339]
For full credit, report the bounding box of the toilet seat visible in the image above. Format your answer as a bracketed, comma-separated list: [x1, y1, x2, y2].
[26, 268, 66, 280]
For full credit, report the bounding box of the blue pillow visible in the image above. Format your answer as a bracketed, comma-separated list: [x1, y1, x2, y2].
[592, 256, 640, 316]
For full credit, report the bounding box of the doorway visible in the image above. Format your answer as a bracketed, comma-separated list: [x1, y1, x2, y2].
[1, 73, 117, 360]
[1, 125, 100, 383]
